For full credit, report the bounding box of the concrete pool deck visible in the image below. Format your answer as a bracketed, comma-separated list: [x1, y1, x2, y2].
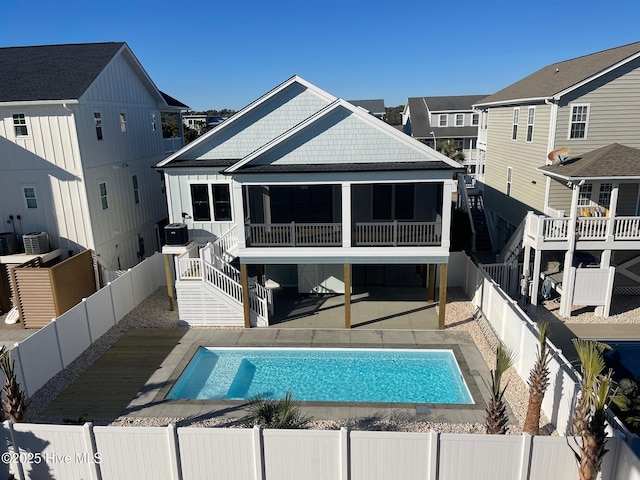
[116, 328, 494, 425]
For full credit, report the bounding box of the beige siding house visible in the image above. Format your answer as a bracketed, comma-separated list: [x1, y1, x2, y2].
[474, 41, 640, 317]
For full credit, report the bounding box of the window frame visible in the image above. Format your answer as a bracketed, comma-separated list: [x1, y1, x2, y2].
[12, 113, 29, 138]
[132, 174, 140, 205]
[22, 186, 38, 209]
[99, 181, 109, 210]
[506, 167, 513, 197]
[578, 182, 593, 206]
[151, 113, 157, 132]
[472, 113, 479, 126]
[94, 111, 103, 141]
[512, 108, 519, 141]
[119, 112, 127, 133]
[189, 182, 234, 222]
[455, 113, 464, 127]
[526, 107, 535, 142]
[568, 104, 590, 140]
[438, 114, 448, 127]
[598, 183, 612, 207]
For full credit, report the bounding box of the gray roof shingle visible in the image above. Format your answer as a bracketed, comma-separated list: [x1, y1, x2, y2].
[0, 42, 125, 102]
[405, 95, 487, 138]
[476, 41, 640, 106]
[348, 99, 385, 114]
[538, 143, 640, 180]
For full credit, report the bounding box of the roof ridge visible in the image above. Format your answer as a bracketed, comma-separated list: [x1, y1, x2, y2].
[552, 40, 640, 65]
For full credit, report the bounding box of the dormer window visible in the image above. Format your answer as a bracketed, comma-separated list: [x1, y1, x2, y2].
[439, 114, 447, 127]
[13, 114, 28, 137]
[455, 114, 464, 126]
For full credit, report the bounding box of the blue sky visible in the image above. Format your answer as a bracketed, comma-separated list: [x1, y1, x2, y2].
[2, 1, 640, 111]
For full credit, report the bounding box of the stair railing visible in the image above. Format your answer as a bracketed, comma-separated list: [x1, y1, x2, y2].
[457, 174, 477, 251]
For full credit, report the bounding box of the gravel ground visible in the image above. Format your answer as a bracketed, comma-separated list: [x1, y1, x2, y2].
[30, 287, 554, 434]
[535, 294, 640, 325]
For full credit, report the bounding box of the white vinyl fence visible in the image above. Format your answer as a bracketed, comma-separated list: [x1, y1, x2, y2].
[2, 422, 639, 480]
[10, 253, 166, 397]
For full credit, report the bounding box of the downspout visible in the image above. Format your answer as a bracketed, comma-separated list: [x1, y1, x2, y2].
[544, 98, 558, 214]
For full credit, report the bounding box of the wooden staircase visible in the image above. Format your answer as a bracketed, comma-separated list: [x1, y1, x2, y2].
[468, 194, 492, 251]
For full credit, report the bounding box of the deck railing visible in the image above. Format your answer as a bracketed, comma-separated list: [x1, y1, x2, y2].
[354, 221, 441, 246]
[246, 223, 342, 246]
[614, 216, 640, 239]
[528, 213, 640, 242]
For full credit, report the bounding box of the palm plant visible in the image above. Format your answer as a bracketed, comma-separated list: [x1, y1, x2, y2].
[569, 339, 616, 480]
[523, 323, 551, 435]
[0, 347, 28, 423]
[435, 141, 465, 163]
[485, 344, 515, 434]
[245, 391, 310, 429]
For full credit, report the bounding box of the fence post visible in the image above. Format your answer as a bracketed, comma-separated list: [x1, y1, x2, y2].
[82, 423, 102, 480]
[518, 433, 533, 480]
[128, 268, 136, 305]
[166, 424, 182, 480]
[107, 283, 117, 326]
[5, 421, 25, 480]
[83, 298, 93, 343]
[428, 430, 439, 480]
[50, 318, 66, 369]
[340, 427, 349, 480]
[252, 425, 265, 480]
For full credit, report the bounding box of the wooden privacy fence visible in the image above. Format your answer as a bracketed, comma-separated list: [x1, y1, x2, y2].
[9, 250, 96, 328]
[8, 253, 165, 398]
[2, 423, 639, 480]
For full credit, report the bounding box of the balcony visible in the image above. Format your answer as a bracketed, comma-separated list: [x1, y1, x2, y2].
[525, 213, 640, 246]
[244, 221, 441, 247]
[163, 137, 183, 154]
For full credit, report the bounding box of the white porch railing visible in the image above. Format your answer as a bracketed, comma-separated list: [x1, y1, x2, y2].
[355, 221, 441, 246]
[212, 226, 239, 261]
[163, 137, 183, 153]
[529, 213, 640, 242]
[246, 223, 342, 246]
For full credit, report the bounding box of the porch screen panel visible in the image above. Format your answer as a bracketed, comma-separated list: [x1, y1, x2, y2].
[270, 186, 333, 223]
[395, 184, 414, 220]
[372, 184, 392, 220]
[190, 184, 211, 221]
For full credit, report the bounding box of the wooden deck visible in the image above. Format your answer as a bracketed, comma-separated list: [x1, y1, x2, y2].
[43, 329, 187, 420]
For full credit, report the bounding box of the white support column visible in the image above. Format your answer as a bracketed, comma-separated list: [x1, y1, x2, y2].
[531, 248, 541, 306]
[605, 181, 619, 242]
[559, 184, 580, 317]
[342, 183, 351, 248]
[441, 180, 454, 249]
[233, 181, 247, 249]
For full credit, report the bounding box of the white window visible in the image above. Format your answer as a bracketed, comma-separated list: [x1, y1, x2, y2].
[132, 175, 140, 204]
[512, 108, 519, 140]
[526, 107, 535, 142]
[569, 104, 589, 139]
[99, 182, 109, 210]
[151, 113, 157, 132]
[578, 183, 593, 206]
[94, 112, 103, 140]
[455, 114, 464, 126]
[23, 187, 37, 209]
[119, 112, 127, 133]
[12, 114, 28, 137]
[439, 114, 447, 127]
[598, 183, 612, 207]
[472, 113, 479, 126]
[506, 167, 512, 197]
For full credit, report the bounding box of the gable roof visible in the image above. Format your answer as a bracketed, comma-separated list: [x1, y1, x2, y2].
[404, 95, 487, 139]
[348, 99, 385, 114]
[476, 41, 640, 107]
[0, 42, 125, 102]
[157, 75, 336, 167]
[224, 98, 461, 174]
[538, 143, 640, 181]
[160, 90, 189, 109]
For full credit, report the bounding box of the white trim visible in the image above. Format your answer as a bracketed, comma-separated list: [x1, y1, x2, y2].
[11, 112, 30, 139]
[186, 180, 234, 223]
[567, 103, 590, 140]
[22, 185, 38, 210]
[455, 113, 464, 127]
[93, 111, 103, 141]
[225, 98, 462, 173]
[474, 97, 551, 108]
[0, 99, 79, 107]
[98, 180, 109, 210]
[438, 114, 448, 127]
[512, 108, 520, 141]
[156, 75, 337, 168]
[526, 107, 535, 142]
[119, 111, 128, 134]
[506, 166, 513, 197]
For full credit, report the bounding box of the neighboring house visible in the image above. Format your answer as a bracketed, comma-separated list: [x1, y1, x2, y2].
[157, 76, 460, 328]
[473, 40, 640, 317]
[0, 42, 187, 276]
[474, 40, 640, 248]
[523, 144, 640, 317]
[402, 95, 488, 183]
[347, 99, 386, 120]
[182, 113, 207, 135]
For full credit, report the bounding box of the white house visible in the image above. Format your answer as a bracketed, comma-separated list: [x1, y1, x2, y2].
[157, 76, 461, 328]
[0, 42, 188, 275]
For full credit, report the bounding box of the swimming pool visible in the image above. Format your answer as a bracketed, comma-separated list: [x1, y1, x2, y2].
[167, 347, 474, 404]
[603, 341, 640, 380]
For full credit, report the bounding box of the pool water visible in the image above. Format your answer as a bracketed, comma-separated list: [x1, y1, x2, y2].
[168, 347, 474, 404]
[603, 341, 640, 379]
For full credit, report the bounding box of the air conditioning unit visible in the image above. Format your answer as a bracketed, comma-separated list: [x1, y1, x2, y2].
[164, 223, 189, 245]
[0, 232, 20, 255]
[22, 232, 50, 255]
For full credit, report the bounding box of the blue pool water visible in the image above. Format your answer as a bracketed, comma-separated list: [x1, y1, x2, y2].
[168, 347, 474, 404]
[603, 341, 640, 379]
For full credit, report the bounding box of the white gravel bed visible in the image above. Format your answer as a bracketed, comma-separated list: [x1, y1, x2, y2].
[29, 287, 553, 435]
[534, 295, 640, 325]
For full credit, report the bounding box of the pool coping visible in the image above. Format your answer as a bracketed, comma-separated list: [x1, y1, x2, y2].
[124, 328, 496, 425]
